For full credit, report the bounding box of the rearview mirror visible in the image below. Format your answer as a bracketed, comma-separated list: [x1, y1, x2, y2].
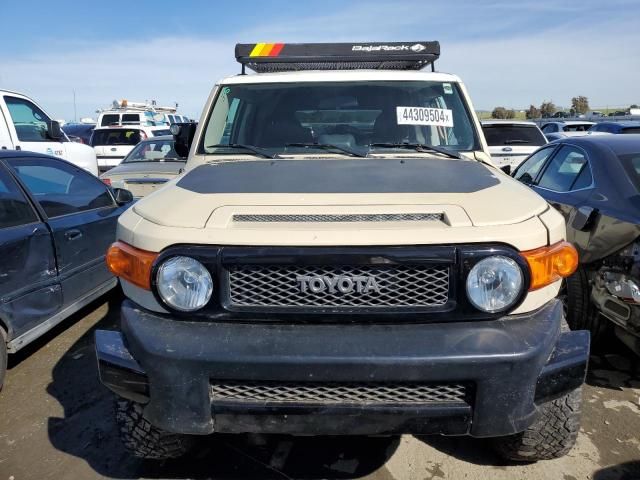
[47, 120, 62, 140]
[172, 122, 197, 158]
[113, 188, 134, 205]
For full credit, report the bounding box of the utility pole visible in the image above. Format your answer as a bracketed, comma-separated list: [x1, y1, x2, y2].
[73, 89, 77, 122]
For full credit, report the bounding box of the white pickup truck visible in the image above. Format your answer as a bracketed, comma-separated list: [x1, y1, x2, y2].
[0, 90, 98, 175]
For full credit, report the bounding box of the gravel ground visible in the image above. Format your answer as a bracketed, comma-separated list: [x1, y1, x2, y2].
[0, 293, 639, 480]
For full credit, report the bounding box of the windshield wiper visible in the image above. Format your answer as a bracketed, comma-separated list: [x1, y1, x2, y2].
[369, 142, 460, 159]
[503, 139, 530, 145]
[285, 142, 367, 158]
[205, 143, 280, 159]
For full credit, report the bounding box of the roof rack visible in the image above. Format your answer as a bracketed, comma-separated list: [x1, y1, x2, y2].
[97, 99, 178, 114]
[235, 42, 440, 74]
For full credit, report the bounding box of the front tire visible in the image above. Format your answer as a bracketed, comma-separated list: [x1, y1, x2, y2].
[493, 387, 582, 462]
[564, 266, 608, 343]
[115, 398, 194, 459]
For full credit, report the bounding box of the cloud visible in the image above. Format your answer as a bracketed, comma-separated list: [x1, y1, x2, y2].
[0, 0, 638, 120]
[0, 37, 236, 120]
[443, 16, 640, 110]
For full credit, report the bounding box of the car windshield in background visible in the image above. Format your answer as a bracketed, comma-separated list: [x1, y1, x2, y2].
[483, 125, 547, 146]
[564, 124, 592, 132]
[618, 153, 640, 192]
[91, 129, 143, 146]
[123, 139, 184, 163]
[200, 81, 479, 156]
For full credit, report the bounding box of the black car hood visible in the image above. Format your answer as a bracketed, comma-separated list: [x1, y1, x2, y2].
[177, 158, 500, 194]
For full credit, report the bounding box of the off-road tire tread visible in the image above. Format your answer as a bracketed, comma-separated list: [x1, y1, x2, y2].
[115, 399, 193, 459]
[0, 339, 6, 390]
[493, 388, 582, 462]
[565, 267, 607, 343]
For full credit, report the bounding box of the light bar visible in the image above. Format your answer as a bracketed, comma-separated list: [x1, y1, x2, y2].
[235, 41, 440, 73]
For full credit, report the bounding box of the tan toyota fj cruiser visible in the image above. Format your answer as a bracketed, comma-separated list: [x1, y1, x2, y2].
[96, 42, 589, 462]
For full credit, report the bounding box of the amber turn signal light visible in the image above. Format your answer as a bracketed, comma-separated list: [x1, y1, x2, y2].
[521, 241, 579, 291]
[106, 241, 158, 290]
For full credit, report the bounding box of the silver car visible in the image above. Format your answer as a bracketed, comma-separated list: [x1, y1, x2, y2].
[100, 135, 186, 198]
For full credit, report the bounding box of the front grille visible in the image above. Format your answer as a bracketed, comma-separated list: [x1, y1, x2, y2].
[211, 381, 468, 405]
[233, 213, 443, 223]
[227, 264, 449, 309]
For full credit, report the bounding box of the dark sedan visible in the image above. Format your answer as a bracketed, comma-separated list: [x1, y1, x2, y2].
[588, 121, 640, 134]
[0, 151, 133, 388]
[512, 135, 640, 354]
[62, 123, 96, 144]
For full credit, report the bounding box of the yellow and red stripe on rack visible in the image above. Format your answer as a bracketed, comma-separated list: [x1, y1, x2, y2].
[249, 43, 285, 57]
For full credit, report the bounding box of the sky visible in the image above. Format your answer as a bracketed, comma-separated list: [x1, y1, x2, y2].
[1, 0, 638, 121]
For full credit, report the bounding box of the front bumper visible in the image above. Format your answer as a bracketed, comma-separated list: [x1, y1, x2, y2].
[96, 299, 589, 437]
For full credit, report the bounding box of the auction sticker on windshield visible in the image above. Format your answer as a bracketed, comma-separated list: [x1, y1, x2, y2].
[396, 106, 454, 127]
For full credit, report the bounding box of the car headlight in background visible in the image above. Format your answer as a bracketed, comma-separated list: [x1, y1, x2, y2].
[156, 256, 213, 311]
[466, 256, 524, 313]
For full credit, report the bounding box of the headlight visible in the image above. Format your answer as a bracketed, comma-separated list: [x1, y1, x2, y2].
[466, 256, 524, 313]
[156, 256, 213, 311]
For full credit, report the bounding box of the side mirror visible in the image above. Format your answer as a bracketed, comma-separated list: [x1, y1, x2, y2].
[113, 188, 134, 205]
[171, 122, 197, 158]
[47, 120, 62, 140]
[571, 206, 598, 232]
[500, 165, 511, 175]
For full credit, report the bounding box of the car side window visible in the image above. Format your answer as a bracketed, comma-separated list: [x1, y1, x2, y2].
[514, 146, 555, 184]
[101, 114, 120, 127]
[537, 146, 591, 192]
[0, 164, 38, 228]
[122, 114, 140, 124]
[7, 157, 115, 218]
[4, 96, 52, 142]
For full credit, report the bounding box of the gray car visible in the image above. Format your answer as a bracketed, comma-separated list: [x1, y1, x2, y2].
[100, 136, 186, 198]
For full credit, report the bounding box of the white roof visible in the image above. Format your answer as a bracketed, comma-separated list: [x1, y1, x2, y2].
[0, 89, 32, 99]
[481, 120, 538, 126]
[542, 120, 596, 126]
[93, 125, 171, 131]
[99, 108, 153, 114]
[219, 70, 462, 85]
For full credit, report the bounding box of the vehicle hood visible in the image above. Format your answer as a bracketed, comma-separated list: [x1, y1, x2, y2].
[125, 158, 553, 251]
[557, 132, 590, 138]
[102, 161, 185, 178]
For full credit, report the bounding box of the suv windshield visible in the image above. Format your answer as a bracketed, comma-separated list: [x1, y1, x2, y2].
[124, 139, 184, 163]
[91, 129, 143, 146]
[482, 125, 547, 146]
[200, 81, 479, 156]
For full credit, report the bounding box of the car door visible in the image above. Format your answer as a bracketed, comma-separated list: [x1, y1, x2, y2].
[0, 106, 13, 150]
[1, 94, 67, 157]
[6, 156, 122, 306]
[530, 145, 595, 245]
[0, 160, 61, 343]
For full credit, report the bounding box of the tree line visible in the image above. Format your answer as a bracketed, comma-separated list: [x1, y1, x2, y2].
[491, 96, 639, 119]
